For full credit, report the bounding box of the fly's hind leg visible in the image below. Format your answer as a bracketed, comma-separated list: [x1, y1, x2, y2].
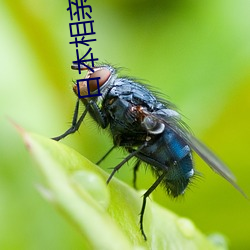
[140, 172, 166, 240]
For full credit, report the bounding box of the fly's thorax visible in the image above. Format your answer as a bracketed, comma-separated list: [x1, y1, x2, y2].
[142, 116, 165, 134]
[140, 108, 181, 135]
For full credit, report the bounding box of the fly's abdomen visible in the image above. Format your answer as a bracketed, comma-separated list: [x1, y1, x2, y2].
[137, 128, 194, 197]
[164, 153, 193, 197]
[163, 129, 194, 196]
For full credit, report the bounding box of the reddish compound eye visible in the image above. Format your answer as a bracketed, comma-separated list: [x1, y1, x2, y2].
[73, 68, 111, 97]
[88, 68, 111, 92]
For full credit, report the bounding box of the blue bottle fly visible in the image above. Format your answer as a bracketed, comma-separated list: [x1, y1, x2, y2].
[52, 64, 246, 240]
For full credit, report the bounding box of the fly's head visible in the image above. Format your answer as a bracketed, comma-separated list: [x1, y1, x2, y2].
[72, 64, 117, 103]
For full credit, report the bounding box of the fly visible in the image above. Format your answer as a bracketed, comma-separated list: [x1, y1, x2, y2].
[52, 63, 247, 240]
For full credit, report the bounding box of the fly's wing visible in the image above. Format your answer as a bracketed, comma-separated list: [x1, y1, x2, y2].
[182, 131, 248, 197]
[171, 123, 247, 198]
[151, 110, 247, 198]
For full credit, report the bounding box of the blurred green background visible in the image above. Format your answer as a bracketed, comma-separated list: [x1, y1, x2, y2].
[0, 0, 250, 249]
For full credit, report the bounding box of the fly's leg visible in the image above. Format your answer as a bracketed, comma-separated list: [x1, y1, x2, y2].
[133, 160, 141, 189]
[88, 100, 107, 129]
[96, 146, 116, 165]
[52, 99, 107, 141]
[52, 99, 87, 141]
[140, 172, 166, 240]
[107, 144, 146, 184]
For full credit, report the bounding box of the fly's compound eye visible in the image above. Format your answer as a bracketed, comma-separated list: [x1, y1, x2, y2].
[73, 68, 111, 97]
[88, 68, 111, 92]
[142, 116, 165, 134]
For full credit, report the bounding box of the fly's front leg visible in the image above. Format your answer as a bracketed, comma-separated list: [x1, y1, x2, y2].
[52, 99, 107, 141]
[88, 100, 107, 129]
[52, 99, 88, 141]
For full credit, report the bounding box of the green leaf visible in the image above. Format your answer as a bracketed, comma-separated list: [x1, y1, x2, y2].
[19, 128, 226, 250]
